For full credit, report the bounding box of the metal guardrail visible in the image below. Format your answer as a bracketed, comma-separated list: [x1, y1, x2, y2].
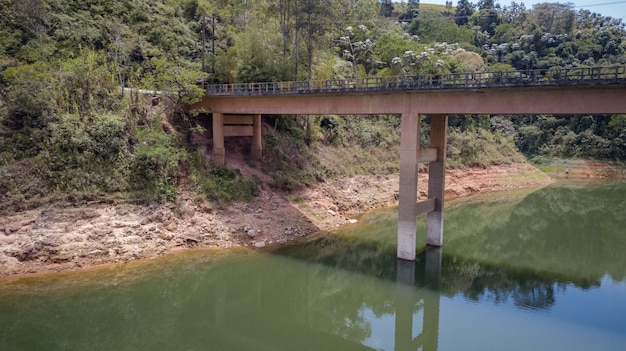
[204, 66, 626, 96]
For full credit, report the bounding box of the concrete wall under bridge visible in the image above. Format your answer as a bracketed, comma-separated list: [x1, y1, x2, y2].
[190, 80, 626, 261]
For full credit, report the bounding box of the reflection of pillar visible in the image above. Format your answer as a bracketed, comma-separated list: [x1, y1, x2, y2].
[212, 112, 225, 165]
[396, 259, 416, 286]
[395, 259, 416, 351]
[394, 251, 442, 351]
[424, 247, 442, 284]
[427, 115, 448, 247]
[423, 248, 441, 351]
[252, 114, 262, 161]
[398, 110, 420, 261]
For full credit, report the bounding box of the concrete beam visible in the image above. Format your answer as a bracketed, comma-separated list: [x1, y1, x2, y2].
[426, 115, 448, 247]
[224, 115, 254, 125]
[416, 198, 436, 217]
[224, 125, 254, 137]
[417, 148, 438, 163]
[193, 85, 626, 115]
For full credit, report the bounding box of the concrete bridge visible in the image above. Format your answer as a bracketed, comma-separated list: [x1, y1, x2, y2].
[191, 66, 626, 261]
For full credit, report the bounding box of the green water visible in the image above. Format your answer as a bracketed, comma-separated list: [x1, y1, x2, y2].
[1, 180, 625, 350]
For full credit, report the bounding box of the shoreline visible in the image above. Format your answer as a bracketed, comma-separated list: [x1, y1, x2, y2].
[0, 161, 616, 278]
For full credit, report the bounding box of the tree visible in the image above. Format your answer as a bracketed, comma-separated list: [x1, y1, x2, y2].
[400, 0, 420, 22]
[471, 7, 500, 36]
[15, 0, 51, 61]
[455, 0, 473, 26]
[380, 0, 393, 17]
[477, 0, 494, 10]
[530, 3, 575, 35]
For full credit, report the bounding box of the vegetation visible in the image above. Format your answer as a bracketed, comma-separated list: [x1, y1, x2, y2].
[0, 0, 625, 206]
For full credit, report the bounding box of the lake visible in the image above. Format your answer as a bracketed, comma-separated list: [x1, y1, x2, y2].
[1, 180, 625, 350]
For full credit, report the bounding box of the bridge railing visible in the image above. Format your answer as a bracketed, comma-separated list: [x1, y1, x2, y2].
[204, 65, 626, 96]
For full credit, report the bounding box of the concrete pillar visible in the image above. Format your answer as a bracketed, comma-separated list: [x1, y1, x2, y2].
[212, 112, 225, 165]
[251, 114, 262, 161]
[426, 115, 448, 247]
[397, 110, 420, 261]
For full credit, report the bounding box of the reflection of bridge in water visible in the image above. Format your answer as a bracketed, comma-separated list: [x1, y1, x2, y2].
[191, 66, 626, 261]
[210, 250, 444, 351]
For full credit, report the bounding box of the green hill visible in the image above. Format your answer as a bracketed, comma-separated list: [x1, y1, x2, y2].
[0, 0, 624, 210]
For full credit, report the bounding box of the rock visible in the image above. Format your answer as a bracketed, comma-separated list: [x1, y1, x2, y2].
[176, 200, 195, 219]
[149, 210, 171, 223]
[7, 223, 22, 234]
[327, 209, 336, 216]
[247, 229, 258, 238]
[329, 204, 339, 212]
[140, 217, 151, 225]
[112, 222, 128, 228]
[121, 236, 142, 244]
[85, 249, 104, 257]
[200, 204, 213, 214]
[158, 231, 174, 241]
[348, 219, 358, 224]
[15, 242, 44, 262]
[88, 229, 112, 241]
[115, 207, 129, 216]
[164, 222, 178, 232]
[254, 241, 266, 248]
[184, 237, 199, 247]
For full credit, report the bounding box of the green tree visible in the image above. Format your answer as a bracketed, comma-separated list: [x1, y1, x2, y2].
[380, 0, 393, 17]
[455, 0, 473, 26]
[400, 0, 420, 22]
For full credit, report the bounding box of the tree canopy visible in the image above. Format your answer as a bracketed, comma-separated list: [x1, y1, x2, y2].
[0, 0, 625, 206]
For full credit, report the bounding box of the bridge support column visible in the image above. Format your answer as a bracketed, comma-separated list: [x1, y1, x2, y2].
[397, 110, 420, 261]
[426, 115, 448, 246]
[212, 112, 225, 165]
[251, 114, 262, 161]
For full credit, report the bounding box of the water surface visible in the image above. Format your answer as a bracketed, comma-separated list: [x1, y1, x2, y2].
[1, 180, 625, 350]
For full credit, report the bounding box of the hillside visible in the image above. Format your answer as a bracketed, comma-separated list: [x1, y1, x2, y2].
[0, 0, 625, 212]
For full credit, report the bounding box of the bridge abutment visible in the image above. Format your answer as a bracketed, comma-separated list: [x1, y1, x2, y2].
[211, 113, 263, 164]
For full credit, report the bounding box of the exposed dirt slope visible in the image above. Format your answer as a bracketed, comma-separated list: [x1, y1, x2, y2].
[1, 163, 555, 276]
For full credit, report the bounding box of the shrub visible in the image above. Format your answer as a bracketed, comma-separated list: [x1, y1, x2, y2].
[45, 113, 130, 193]
[199, 166, 259, 202]
[131, 126, 188, 198]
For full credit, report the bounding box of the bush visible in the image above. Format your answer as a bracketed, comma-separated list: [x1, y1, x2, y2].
[447, 127, 524, 168]
[131, 126, 188, 198]
[45, 113, 130, 193]
[199, 166, 259, 202]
